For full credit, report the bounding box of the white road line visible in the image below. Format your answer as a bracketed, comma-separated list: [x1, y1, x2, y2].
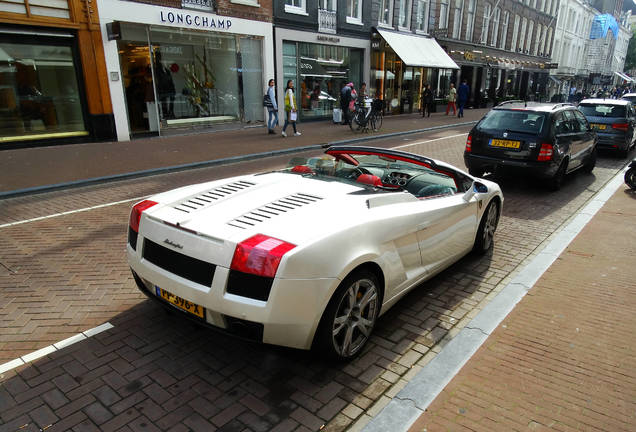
[391, 133, 468, 150]
[0, 197, 147, 229]
[0, 322, 114, 376]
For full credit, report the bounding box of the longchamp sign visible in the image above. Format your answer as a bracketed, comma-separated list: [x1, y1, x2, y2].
[159, 10, 232, 30]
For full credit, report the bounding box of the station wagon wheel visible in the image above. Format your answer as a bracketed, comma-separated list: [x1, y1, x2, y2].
[548, 159, 568, 191]
[583, 148, 596, 173]
[316, 269, 380, 360]
[473, 200, 499, 254]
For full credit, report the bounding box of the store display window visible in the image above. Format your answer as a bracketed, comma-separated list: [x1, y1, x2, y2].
[0, 37, 87, 143]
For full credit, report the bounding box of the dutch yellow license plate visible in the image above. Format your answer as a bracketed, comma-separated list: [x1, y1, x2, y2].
[155, 287, 204, 318]
[490, 139, 521, 149]
[591, 124, 606, 130]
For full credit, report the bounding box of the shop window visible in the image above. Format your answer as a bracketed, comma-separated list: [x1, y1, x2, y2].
[0, 39, 87, 143]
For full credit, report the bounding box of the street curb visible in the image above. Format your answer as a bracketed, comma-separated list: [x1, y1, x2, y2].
[361, 167, 628, 432]
[0, 121, 476, 200]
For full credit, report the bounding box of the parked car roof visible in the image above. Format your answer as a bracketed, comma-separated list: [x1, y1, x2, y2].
[493, 101, 576, 113]
[579, 98, 631, 105]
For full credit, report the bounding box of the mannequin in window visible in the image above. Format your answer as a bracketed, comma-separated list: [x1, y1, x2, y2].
[154, 50, 175, 119]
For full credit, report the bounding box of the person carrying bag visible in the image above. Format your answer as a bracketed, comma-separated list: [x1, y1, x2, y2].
[282, 80, 301, 137]
[264, 79, 278, 134]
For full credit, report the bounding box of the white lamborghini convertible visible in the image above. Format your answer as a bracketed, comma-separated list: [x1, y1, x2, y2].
[128, 146, 503, 360]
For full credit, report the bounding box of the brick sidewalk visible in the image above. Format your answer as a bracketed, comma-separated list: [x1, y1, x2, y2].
[0, 108, 486, 193]
[409, 185, 636, 432]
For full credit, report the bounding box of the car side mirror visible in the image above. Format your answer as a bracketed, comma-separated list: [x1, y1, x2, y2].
[463, 181, 488, 201]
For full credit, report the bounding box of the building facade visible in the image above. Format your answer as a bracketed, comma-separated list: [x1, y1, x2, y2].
[273, 1, 372, 122]
[98, 0, 274, 141]
[434, 0, 558, 106]
[0, 0, 115, 147]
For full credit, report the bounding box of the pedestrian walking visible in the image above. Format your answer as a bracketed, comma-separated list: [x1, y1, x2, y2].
[422, 84, 434, 117]
[265, 79, 278, 134]
[282, 80, 301, 137]
[340, 82, 353, 125]
[446, 83, 457, 116]
[457, 79, 469, 118]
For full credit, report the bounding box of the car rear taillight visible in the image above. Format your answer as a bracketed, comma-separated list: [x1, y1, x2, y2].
[612, 123, 629, 131]
[230, 234, 296, 278]
[129, 200, 158, 233]
[465, 134, 472, 152]
[537, 143, 553, 161]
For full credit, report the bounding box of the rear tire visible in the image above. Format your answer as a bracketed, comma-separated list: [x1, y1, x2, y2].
[582, 148, 596, 173]
[548, 160, 568, 191]
[473, 200, 499, 254]
[315, 269, 380, 361]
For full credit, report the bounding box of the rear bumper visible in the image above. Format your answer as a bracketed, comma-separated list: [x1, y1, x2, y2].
[464, 153, 559, 179]
[595, 133, 630, 151]
[128, 244, 338, 350]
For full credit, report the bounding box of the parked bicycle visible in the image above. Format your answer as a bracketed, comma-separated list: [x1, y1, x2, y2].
[350, 98, 384, 133]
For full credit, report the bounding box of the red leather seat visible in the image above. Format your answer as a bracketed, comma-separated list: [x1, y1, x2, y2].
[291, 165, 314, 174]
[356, 174, 383, 187]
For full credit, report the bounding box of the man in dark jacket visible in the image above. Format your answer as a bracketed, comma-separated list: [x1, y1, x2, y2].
[340, 83, 352, 125]
[457, 79, 470, 118]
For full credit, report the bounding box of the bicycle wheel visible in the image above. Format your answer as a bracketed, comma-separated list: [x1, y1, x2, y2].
[371, 112, 383, 131]
[349, 110, 363, 133]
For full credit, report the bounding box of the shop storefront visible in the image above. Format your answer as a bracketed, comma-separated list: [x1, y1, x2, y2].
[275, 29, 369, 122]
[371, 29, 458, 115]
[98, 0, 273, 141]
[1, 1, 113, 147]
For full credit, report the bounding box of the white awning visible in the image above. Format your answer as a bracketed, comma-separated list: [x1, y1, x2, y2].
[615, 71, 634, 82]
[377, 29, 459, 69]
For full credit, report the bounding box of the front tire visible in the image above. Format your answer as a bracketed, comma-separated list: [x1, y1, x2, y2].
[473, 200, 499, 254]
[315, 269, 380, 360]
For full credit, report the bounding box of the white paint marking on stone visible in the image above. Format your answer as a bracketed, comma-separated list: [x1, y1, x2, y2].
[0, 322, 114, 375]
[0, 197, 147, 229]
[392, 133, 468, 150]
[83, 322, 114, 337]
[0, 358, 25, 375]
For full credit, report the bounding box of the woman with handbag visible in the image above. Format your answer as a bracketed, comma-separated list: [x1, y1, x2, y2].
[282, 80, 301, 137]
[265, 79, 278, 134]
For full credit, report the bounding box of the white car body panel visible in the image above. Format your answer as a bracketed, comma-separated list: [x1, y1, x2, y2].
[128, 149, 503, 351]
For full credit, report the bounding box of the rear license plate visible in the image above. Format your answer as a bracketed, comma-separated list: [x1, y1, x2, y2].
[155, 287, 204, 318]
[591, 123, 607, 130]
[489, 139, 521, 149]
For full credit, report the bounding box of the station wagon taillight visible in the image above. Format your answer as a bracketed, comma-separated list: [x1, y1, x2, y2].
[537, 143, 553, 161]
[130, 200, 158, 233]
[612, 123, 629, 131]
[465, 134, 472, 152]
[230, 234, 296, 278]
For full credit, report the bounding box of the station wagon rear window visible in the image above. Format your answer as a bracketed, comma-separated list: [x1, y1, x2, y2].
[477, 110, 547, 135]
[578, 104, 626, 117]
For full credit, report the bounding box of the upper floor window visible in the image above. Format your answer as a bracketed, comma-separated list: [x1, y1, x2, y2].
[320, 0, 336, 10]
[499, 11, 509, 49]
[347, 0, 362, 24]
[285, 0, 306, 14]
[490, 7, 500, 47]
[465, 0, 476, 41]
[415, 0, 429, 32]
[379, 0, 394, 25]
[518, 17, 527, 52]
[439, 0, 449, 29]
[525, 21, 534, 53]
[452, 0, 464, 39]
[398, 0, 412, 29]
[511, 14, 519, 51]
[480, 3, 491, 44]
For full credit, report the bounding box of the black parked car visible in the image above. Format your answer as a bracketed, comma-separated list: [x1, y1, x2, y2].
[577, 98, 636, 158]
[464, 101, 597, 190]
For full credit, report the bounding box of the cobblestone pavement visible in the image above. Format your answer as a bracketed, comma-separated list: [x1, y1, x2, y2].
[0, 129, 631, 431]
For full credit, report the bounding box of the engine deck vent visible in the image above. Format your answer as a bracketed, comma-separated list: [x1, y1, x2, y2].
[173, 181, 255, 213]
[228, 193, 323, 229]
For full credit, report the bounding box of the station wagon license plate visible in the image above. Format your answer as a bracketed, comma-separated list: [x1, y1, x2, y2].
[155, 287, 204, 318]
[489, 139, 521, 149]
[590, 123, 607, 130]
